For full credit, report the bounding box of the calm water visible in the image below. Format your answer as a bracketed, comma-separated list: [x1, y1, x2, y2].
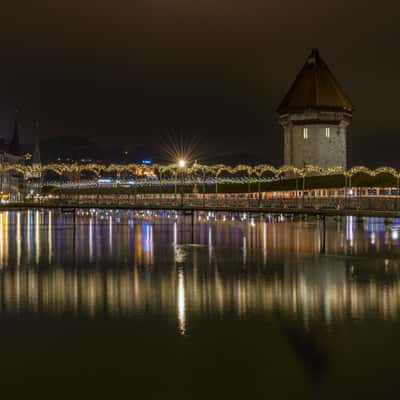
[0, 209, 400, 397]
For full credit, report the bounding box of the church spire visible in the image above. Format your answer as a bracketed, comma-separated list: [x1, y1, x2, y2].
[33, 120, 41, 165]
[9, 107, 21, 156]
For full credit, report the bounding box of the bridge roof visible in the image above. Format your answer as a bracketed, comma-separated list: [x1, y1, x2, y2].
[277, 49, 353, 115]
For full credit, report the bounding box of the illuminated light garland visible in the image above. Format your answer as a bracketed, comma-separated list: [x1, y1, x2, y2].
[0, 162, 399, 181]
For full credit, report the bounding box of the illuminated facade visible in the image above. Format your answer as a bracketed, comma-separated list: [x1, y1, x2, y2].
[278, 49, 353, 170]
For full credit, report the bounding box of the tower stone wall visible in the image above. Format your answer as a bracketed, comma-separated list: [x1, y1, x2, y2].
[280, 110, 350, 169]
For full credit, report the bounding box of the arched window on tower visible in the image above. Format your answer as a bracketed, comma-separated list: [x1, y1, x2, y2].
[325, 127, 330, 138]
[303, 127, 308, 139]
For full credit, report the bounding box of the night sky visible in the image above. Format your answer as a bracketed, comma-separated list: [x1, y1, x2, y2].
[0, 0, 399, 165]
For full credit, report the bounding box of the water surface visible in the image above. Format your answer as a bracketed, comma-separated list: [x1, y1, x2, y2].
[0, 209, 399, 398]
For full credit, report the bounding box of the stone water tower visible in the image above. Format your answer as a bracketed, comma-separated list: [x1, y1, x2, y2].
[277, 49, 353, 170]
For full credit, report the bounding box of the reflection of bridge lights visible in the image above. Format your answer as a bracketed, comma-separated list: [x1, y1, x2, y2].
[2, 211, 400, 324]
[173, 222, 177, 246]
[141, 223, 153, 261]
[177, 268, 186, 335]
[16, 212, 21, 267]
[174, 246, 186, 264]
[35, 210, 40, 265]
[263, 222, 267, 265]
[208, 225, 212, 262]
[346, 216, 354, 247]
[0, 213, 3, 267]
[48, 210, 53, 264]
[385, 231, 390, 245]
[109, 216, 113, 254]
[242, 236, 247, 265]
[89, 218, 93, 263]
[370, 232, 376, 245]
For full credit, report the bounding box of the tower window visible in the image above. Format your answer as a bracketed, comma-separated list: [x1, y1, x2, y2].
[303, 127, 308, 139]
[325, 127, 330, 138]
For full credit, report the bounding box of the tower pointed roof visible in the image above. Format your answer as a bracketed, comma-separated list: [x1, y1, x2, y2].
[277, 49, 353, 115]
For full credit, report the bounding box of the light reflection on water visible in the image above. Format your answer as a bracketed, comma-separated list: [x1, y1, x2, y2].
[0, 210, 398, 331]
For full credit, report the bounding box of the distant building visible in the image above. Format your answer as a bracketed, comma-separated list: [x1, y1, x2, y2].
[0, 118, 24, 201]
[277, 49, 353, 170]
[26, 122, 42, 196]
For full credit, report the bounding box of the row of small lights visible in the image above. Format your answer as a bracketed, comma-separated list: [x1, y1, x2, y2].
[75, 209, 287, 225]
[73, 209, 400, 237]
[8, 157, 400, 178]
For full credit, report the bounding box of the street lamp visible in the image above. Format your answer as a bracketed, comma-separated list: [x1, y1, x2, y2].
[177, 159, 187, 205]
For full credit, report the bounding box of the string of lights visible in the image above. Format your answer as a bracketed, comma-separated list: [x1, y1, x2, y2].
[1, 162, 400, 179]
